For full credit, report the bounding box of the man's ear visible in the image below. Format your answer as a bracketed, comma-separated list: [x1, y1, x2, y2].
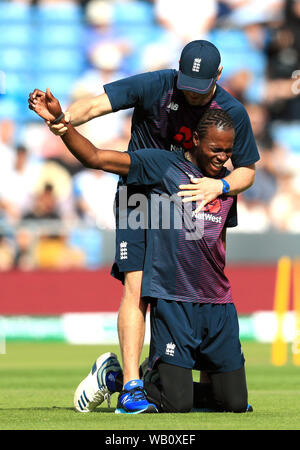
[217, 66, 223, 81]
[192, 131, 200, 148]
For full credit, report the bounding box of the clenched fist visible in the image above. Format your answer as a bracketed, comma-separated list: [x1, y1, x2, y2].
[28, 88, 63, 123]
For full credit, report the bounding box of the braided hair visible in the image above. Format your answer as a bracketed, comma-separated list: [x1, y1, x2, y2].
[196, 108, 235, 139]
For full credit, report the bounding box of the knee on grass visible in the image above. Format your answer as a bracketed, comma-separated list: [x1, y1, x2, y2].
[161, 393, 193, 413]
[218, 396, 248, 413]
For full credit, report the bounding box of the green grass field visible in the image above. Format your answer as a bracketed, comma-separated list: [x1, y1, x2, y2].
[1, 341, 300, 430]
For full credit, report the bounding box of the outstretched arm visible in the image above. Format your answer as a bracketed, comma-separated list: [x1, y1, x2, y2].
[28, 90, 113, 136]
[28, 89, 130, 176]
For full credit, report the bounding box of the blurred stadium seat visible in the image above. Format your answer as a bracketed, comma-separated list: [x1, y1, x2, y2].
[68, 227, 104, 269]
[0, 24, 33, 48]
[0, 97, 20, 121]
[4, 70, 32, 99]
[33, 2, 83, 24]
[208, 29, 251, 52]
[36, 72, 80, 103]
[208, 29, 266, 78]
[113, 1, 155, 25]
[0, 48, 32, 71]
[0, 1, 31, 24]
[219, 49, 266, 79]
[36, 24, 84, 48]
[35, 49, 85, 73]
[271, 122, 300, 154]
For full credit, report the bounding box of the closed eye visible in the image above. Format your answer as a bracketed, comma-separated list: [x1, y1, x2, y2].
[210, 147, 233, 154]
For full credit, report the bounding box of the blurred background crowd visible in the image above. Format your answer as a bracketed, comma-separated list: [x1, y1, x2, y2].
[0, 0, 300, 271]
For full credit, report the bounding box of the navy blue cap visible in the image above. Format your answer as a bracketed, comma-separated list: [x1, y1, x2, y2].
[177, 40, 221, 94]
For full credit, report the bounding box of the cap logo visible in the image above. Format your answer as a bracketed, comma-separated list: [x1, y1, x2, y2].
[192, 58, 201, 72]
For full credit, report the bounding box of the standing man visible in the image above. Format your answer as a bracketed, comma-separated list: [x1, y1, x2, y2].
[29, 40, 259, 413]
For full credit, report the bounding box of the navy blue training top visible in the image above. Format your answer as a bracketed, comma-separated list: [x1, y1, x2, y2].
[104, 69, 260, 167]
[126, 148, 237, 304]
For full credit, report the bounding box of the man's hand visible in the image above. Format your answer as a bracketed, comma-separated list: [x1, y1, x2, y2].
[28, 88, 63, 123]
[178, 177, 223, 213]
[46, 112, 70, 136]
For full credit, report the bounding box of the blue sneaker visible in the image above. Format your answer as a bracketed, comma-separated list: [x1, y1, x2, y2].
[115, 379, 158, 414]
[74, 352, 122, 412]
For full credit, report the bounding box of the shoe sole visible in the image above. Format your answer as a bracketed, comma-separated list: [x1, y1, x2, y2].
[74, 376, 94, 412]
[115, 405, 158, 414]
[74, 352, 117, 413]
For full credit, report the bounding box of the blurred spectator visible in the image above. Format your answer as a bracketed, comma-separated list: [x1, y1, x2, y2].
[236, 101, 298, 231]
[0, 234, 14, 271]
[0, 119, 16, 177]
[0, 144, 42, 225]
[266, 24, 299, 79]
[235, 148, 277, 233]
[269, 171, 300, 231]
[102, 112, 132, 151]
[19, 122, 50, 159]
[139, 37, 181, 73]
[1, 0, 300, 268]
[37, 0, 81, 5]
[13, 227, 35, 271]
[70, 1, 130, 148]
[222, 70, 253, 104]
[84, 0, 131, 69]
[261, 77, 297, 119]
[22, 182, 61, 221]
[155, 0, 218, 43]
[245, 102, 273, 148]
[72, 42, 126, 97]
[34, 160, 74, 220]
[285, 0, 300, 54]
[233, 198, 271, 232]
[219, 0, 284, 27]
[263, 0, 300, 120]
[70, 40, 130, 148]
[21, 122, 84, 177]
[242, 148, 278, 204]
[73, 169, 118, 229]
[0, 199, 6, 228]
[20, 183, 86, 269]
[71, 2, 131, 149]
[33, 234, 86, 270]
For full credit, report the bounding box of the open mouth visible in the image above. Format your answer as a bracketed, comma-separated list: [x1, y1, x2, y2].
[211, 161, 223, 171]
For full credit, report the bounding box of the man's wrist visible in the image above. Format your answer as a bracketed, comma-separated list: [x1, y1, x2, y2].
[50, 112, 65, 124]
[220, 178, 230, 194]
